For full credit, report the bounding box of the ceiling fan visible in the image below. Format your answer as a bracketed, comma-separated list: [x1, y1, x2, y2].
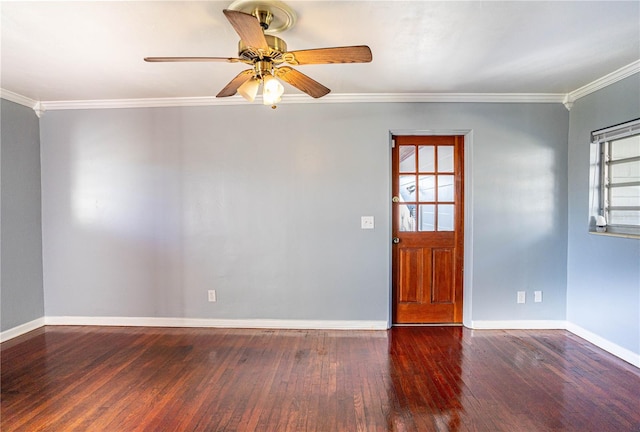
[144, 0, 372, 108]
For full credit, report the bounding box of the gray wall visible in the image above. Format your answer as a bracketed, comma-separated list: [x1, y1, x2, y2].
[567, 75, 640, 354]
[1, 99, 45, 331]
[40, 102, 569, 324]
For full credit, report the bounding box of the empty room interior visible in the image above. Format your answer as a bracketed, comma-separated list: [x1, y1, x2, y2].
[1, 1, 639, 431]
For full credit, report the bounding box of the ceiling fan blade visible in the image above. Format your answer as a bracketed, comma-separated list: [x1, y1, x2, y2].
[285, 46, 372, 65]
[216, 69, 254, 97]
[275, 67, 330, 98]
[223, 9, 269, 51]
[144, 57, 240, 63]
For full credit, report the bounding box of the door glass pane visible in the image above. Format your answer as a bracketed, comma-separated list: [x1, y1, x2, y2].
[438, 175, 454, 201]
[418, 175, 435, 202]
[399, 204, 416, 231]
[418, 146, 435, 172]
[399, 175, 416, 201]
[438, 146, 454, 172]
[399, 146, 416, 172]
[419, 204, 435, 231]
[438, 204, 455, 231]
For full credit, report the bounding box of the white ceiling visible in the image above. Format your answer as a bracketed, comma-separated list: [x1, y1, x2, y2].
[1, 1, 639, 104]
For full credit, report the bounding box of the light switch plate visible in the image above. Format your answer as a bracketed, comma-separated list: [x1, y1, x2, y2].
[361, 216, 374, 229]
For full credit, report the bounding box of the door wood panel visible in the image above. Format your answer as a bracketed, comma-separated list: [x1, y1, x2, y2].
[432, 248, 454, 303]
[398, 248, 423, 303]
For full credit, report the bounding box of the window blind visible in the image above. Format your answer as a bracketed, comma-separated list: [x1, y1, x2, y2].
[592, 118, 640, 144]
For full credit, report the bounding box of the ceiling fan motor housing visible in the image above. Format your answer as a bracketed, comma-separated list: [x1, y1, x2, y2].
[238, 35, 287, 63]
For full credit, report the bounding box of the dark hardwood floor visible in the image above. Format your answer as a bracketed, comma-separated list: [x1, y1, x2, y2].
[2, 326, 639, 431]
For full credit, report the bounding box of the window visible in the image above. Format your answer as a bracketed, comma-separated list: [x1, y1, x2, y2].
[591, 118, 640, 237]
[396, 141, 458, 232]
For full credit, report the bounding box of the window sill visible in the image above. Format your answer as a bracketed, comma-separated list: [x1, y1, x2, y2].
[589, 231, 640, 240]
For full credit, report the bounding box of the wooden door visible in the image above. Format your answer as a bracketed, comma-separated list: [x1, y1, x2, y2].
[392, 135, 464, 324]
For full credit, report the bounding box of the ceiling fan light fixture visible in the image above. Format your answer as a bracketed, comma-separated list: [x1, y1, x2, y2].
[237, 77, 260, 102]
[262, 73, 284, 106]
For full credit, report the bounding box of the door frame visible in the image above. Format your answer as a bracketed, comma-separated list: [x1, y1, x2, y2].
[388, 129, 474, 328]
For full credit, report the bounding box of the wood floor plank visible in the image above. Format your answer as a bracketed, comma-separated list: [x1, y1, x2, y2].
[2, 326, 639, 431]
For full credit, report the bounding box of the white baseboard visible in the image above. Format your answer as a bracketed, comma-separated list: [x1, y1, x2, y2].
[470, 320, 567, 330]
[44, 316, 389, 330]
[565, 322, 640, 368]
[3, 317, 637, 368]
[0, 317, 45, 342]
[470, 320, 638, 369]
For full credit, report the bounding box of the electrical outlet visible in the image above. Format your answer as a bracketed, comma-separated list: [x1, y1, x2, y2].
[517, 291, 526, 304]
[534, 291, 542, 303]
[208, 290, 216, 302]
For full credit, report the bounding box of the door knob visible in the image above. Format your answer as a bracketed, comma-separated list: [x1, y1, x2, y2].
[393, 237, 400, 244]
[392, 196, 400, 203]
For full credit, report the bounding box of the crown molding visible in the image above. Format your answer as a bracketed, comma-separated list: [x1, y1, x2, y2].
[315, 93, 565, 104]
[563, 59, 640, 110]
[28, 92, 566, 113]
[0, 89, 44, 117]
[2, 59, 638, 115]
[0, 88, 37, 107]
